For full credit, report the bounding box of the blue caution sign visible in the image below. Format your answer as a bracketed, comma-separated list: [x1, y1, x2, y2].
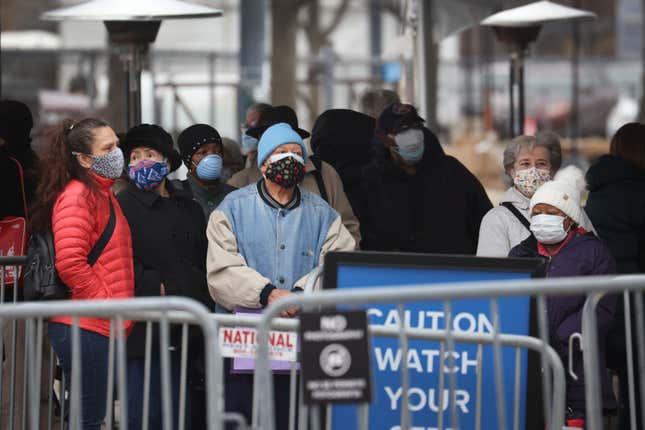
[323, 253, 545, 430]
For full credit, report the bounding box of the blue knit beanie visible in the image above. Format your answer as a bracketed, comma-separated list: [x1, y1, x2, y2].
[257, 122, 307, 168]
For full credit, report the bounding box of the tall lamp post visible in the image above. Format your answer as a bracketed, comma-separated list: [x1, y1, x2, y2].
[481, 1, 595, 137]
[42, 0, 223, 130]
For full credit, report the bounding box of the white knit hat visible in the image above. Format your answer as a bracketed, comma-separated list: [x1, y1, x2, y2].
[530, 165, 586, 225]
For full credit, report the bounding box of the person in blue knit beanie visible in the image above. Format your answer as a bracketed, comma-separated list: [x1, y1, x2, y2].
[205, 122, 355, 428]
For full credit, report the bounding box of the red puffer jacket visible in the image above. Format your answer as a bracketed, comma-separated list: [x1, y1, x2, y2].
[50, 174, 134, 337]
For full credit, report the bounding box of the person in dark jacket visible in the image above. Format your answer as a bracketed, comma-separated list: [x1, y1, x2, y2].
[358, 103, 492, 254]
[0, 138, 24, 218]
[117, 124, 214, 430]
[176, 124, 236, 219]
[310, 109, 375, 223]
[586, 123, 645, 273]
[585, 122, 645, 430]
[510, 166, 617, 428]
[0, 100, 38, 217]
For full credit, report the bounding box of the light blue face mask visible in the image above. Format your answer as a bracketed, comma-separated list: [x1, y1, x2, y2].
[195, 154, 223, 181]
[394, 128, 425, 164]
[241, 134, 259, 155]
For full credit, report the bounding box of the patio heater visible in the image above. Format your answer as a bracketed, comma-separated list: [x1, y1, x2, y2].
[42, 0, 223, 130]
[481, 1, 595, 137]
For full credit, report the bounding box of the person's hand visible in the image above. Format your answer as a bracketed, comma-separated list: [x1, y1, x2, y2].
[160, 283, 165, 296]
[268, 289, 298, 318]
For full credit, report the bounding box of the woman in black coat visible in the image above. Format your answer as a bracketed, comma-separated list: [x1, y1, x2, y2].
[117, 124, 213, 430]
[586, 123, 645, 274]
[585, 122, 645, 430]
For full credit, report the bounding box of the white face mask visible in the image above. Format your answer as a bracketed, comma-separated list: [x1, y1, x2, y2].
[268, 152, 305, 165]
[530, 214, 570, 245]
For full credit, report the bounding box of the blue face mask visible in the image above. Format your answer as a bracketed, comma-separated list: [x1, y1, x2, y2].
[394, 128, 425, 164]
[241, 134, 259, 155]
[128, 159, 169, 190]
[195, 154, 223, 181]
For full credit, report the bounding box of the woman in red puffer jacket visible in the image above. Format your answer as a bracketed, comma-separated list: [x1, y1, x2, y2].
[31, 118, 134, 430]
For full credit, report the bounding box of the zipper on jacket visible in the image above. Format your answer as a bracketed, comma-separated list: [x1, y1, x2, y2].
[544, 256, 552, 278]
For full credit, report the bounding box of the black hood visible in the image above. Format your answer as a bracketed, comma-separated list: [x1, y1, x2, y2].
[311, 109, 375, 166]
[586, 154, 645, 191]
[421, 127, 445, 159]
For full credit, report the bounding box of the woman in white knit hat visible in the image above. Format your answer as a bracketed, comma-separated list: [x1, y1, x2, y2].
[509, 165, 617, 428]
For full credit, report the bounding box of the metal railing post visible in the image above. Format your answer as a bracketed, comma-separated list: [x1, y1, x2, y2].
[581, 293, 603, 430]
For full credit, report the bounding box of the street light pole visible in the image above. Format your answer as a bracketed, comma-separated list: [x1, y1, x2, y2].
[492, 25, 541, 137]
[105, 20, 161, 129]
[511, 47, 526, 136]
[570, 0, 581, 157]
[415, 0, 438, 130]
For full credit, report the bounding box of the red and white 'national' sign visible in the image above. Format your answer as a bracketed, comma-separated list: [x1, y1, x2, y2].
[218, 327, 298, 362]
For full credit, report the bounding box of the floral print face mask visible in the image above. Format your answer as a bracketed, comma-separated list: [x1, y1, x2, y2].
[513, 167, 551, 197]
[264, 152, 306, 188]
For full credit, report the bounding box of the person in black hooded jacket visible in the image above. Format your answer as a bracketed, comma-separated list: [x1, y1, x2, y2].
[585, 122, 645, 430]
[358, 103, 492, 254]
[310, 109, 375, 223]
[586, 123, 645, 274]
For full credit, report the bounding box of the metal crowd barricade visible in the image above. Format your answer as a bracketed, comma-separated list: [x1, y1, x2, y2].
[5, 249, 645, 430]
[252, 274, 645, 430]
[0, 297, 224, 430]
[1, 256, 30, 429]
[580, 276, 645, 430]
[0, 259, 257, 430]
[225, 309, 564, 430]
[0, 256, 225, 430]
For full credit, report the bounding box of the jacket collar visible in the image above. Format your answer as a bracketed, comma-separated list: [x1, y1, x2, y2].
[89, 172, 116, 191]
[257, 180, 301, 210]
[501, 187, 530, 210]
[516, 230, 596, 258]
[187, 173, 225, 200]
[125, 180, 187, 208]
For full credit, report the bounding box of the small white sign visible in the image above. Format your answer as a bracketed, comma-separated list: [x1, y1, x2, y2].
[218, 327, 298, 362]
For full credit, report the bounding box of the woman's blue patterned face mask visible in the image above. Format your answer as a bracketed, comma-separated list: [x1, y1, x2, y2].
[128, 159, 169, 190]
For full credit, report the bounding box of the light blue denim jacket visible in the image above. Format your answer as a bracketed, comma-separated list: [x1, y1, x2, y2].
[206, 181, 355, 311]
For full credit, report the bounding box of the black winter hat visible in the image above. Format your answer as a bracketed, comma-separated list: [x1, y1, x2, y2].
[245, 105, 310, 139]
[0, 100, 33, 143]
[177, 124, 223, 167]
[378, 103, 424, 135]
[121, 124, 182, 172]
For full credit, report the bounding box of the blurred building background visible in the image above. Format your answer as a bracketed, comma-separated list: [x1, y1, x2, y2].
[1, 0, 643, 198]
